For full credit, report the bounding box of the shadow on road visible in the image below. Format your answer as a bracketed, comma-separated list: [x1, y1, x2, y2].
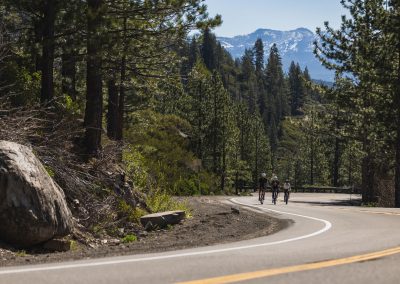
[291, 198, 362, 207]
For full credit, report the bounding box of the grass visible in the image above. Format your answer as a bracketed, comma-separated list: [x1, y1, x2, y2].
[70, 240, 78, 251]
[117, 200, 147, 223]
[44, 165, 55, 177]
[362, 202, 378, 207]
[147, 190, 192, 218]
[122, 234, 137, 243]
[16, 250, 27, 257]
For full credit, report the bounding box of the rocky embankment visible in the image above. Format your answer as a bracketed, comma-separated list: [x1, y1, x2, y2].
[0, 141, 73, 247]
[0, 140, 287, 267]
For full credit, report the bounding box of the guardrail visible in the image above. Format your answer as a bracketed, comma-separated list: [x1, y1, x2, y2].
[293, 186, 360, 194]
[237, 185, 360, 194]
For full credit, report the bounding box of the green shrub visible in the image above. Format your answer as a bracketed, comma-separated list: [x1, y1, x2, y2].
[70, 240, 78, 251]
[63, 95, 81, 115]
[147, 189, 192, 217]
[173, 177, 199, 196]
[123, 146, 149, 189]
[124, 110, 204, 196]
[117, 200, 147, 223]
[4, 64, 41, 106]
[16, 250, 27, 257]
[44, 165, 55, 178]
[122, 234, 137, 243]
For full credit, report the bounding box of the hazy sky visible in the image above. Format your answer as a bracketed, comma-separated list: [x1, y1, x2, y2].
[204, 0, 349, 37]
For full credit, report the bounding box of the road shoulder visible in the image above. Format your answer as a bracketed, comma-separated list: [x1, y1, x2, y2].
[0, 196, 289, 267]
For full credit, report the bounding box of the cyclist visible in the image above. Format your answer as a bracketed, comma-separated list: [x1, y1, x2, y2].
[271, 173, 279, 205]
[258, 173, 268, 204]
[283, 179, 291, 204]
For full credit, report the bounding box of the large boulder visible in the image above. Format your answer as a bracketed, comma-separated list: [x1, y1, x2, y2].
[140, 211, 186, 230]
[0, 141, 73, 247]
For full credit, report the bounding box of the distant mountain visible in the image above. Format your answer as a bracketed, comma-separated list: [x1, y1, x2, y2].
[217, 28, 334, 82]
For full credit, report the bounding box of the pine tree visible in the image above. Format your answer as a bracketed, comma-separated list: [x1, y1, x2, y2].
[265, 44, 287, 153]
[238, 49, 257, 112]
[100, 0, 221, 145]
[185, 61, 212, 161]
[188, 37, 200, 72]
[253, 38, 264, 76]
[288, 61, 305, 116]
[314, 0, 400, 205]
[201, 28, 218, 71]
[84, 0, 105, 155]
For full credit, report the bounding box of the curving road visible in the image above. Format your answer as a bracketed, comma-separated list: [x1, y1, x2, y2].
[1, 193, 400, 284]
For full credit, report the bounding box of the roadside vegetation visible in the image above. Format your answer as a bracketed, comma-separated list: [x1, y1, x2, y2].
[0, 0, 399, 246]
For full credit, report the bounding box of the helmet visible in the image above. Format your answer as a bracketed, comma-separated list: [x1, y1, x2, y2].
[261, 173, 266, 178]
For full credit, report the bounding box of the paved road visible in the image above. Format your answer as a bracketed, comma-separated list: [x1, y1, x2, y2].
[1, 193, 400, 284]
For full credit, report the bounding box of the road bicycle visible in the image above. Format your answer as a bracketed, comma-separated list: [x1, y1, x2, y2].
[284, 191, 290, 204]
[272, 190, 278, 205]
[259, 189, 266, 204]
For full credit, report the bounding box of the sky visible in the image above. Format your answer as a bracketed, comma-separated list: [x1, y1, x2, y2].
[203, 0, 349, 37]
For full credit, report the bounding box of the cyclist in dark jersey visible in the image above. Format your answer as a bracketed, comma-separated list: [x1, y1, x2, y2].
[258, 173, 268, 203]
[271, 174, 280, 204]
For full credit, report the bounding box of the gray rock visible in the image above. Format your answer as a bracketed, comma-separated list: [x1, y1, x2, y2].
[231, 206, 240, 214]
[0, 141, 73, 247]
[140, 210, 185, 230]
[108, 238, 121, 246]
[117, 228, 125, 237]
[144, 221, 154, 231]
[43, 239, 72, 252]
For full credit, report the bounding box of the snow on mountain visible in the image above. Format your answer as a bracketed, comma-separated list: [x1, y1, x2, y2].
[217, 28, 333, 82]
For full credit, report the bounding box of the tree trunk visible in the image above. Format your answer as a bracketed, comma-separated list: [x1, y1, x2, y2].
[361, 142, 376, 203]
[196, 83, 203, 160]
[84, 0, 104, 155]
[212, 84, 217, 173]
[348, 151, 353, 186]
[40, 0, 56, 103]
[254, 120, 259, 191]
[220, 158, 226, 192]
[240, 107, 244, 160]
[310, 138, 314, 185]
[310, 108, 314, 185]
[333, 137, 340, 187]
[116, 61, 125, 141]
[33, 19, 42, 73]
[221, 114, 227, 192]
[107, 78, 118, 140]
[395, 42, 400, 208]
[61, 44, 77, 100]
[395, 111, 400, 208]
[235, 171, 239, 195]
[116, 16, 127, 141]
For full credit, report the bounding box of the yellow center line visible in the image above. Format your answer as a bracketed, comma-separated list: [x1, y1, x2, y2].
[176, 246, 400, 284]
[337, 208, 400, 216]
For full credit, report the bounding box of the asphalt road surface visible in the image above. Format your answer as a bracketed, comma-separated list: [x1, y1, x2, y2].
[1, 193, 400, 284]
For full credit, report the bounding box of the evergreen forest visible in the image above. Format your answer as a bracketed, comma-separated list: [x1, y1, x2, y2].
[0, 0, 399, 222]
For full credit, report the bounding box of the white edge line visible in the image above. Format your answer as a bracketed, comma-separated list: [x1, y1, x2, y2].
[0, 198, 332, 275]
